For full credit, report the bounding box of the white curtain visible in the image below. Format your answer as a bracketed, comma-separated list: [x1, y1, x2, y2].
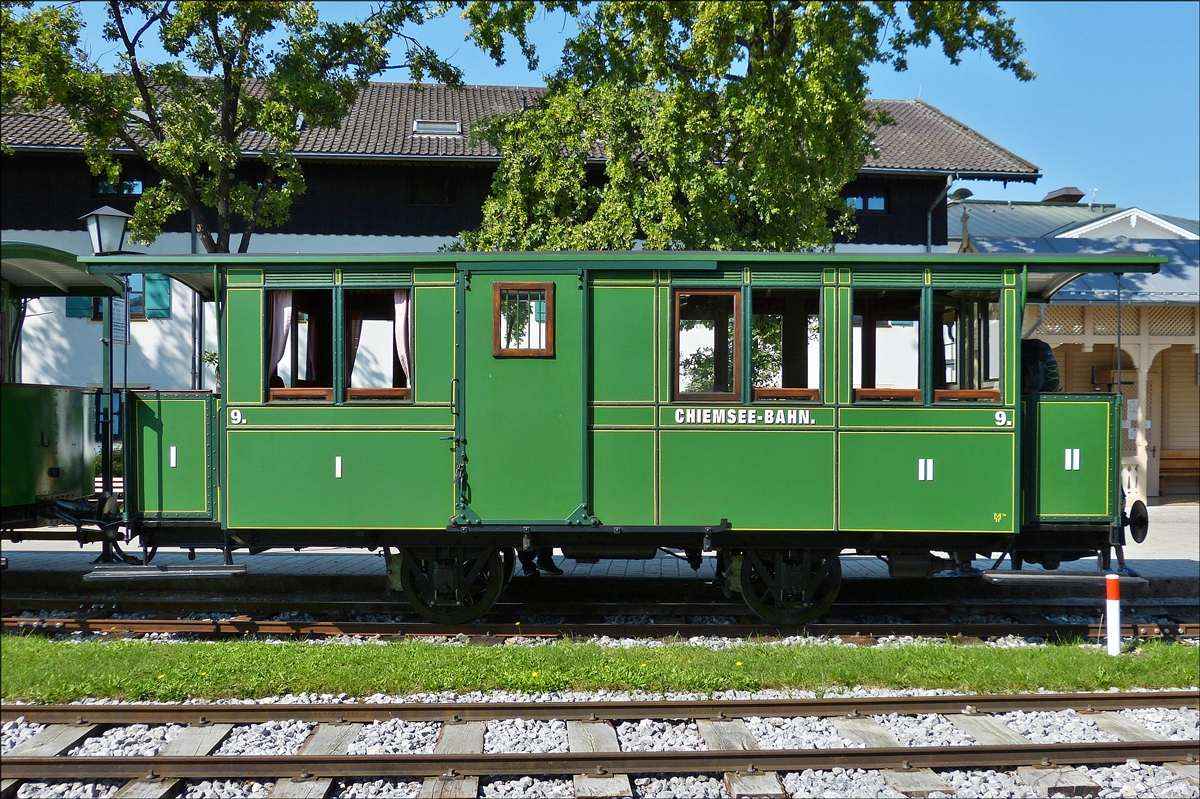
[268, 290, 292, 382]
[394, 290, 411, 386]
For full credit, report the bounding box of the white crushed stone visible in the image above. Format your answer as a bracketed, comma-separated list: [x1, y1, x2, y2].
[334, 779, 422, 798]
[484, 718, 569, 753]
[872, 712, 977, 747]
[183, 780, 275, 798]
[744, 716, 860, 749]
[16, 782, 124, 798]
[617, 719, 706, 751]
[1083, 760, 1200, 798]
[348, 718, 440, 754]
[67, 723, 184, 757]
[997, 709, 1120, 744]
[480, 776, 573, 797]
[213, 719, 315, 755]
[1, 716, 46, 754]
[1119, 707, 1200, 740]
[632, 774, 728, 798]
[935, 769, 1045, 798]
[781, 768, 905, 798]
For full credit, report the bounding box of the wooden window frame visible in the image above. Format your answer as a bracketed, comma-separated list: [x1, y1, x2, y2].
[754, 387, 820, 401]
[346, 387, 412, 401]
[855, 387, 922, 402]
[673, 288, 742, 402]
[268, 387, 334, 401]
[934, 389, 1001, 402]
[493, 282, 555, 358]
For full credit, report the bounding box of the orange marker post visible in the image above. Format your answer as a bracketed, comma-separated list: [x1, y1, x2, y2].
[1106, 573, 1121, 656]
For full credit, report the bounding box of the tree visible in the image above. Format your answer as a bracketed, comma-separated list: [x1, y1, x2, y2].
[2, 1, 471, 253]
[459, 1, 1034, 252]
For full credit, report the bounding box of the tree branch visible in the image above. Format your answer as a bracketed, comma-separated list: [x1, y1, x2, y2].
[107, 0, 166, 142]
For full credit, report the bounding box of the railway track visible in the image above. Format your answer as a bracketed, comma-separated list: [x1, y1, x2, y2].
[6, 614, 1200, 642]
[4, 593, 1198, 641]
[3, 693, 1197, 798]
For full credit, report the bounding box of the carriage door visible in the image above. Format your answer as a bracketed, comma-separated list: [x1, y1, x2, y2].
[460, 271, 586, 523]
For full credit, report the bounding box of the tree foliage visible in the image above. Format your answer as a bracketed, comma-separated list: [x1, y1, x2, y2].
[2, 1, 468, 252]
[459, 1, 1033, 252]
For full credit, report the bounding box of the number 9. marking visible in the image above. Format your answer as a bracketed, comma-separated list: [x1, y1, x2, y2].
[995, 410, 1009, 426]
[230, 409, 243, 425]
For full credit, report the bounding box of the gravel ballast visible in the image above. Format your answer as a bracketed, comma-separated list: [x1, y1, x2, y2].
[996, 709, 1120, 744]
[744, 716, 859, 749]
[1119, 707, 1200, 740]
[335, 779, 422, 798]
[1, 717, 45, 755]
[480, 776, 573, 797]
[616, 719, 706, 752]
[67, 723, 184, 757]
[484, 718, 569, 753]
[632, 774, 728, 798]
[872, 712, 978, 747]
[212, 719, 315, 756]
[348, 718, 440, 754]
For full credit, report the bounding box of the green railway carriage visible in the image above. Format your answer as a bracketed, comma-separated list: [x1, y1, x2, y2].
[73, 251, 1161, 622]
[1, 243, 119, 533]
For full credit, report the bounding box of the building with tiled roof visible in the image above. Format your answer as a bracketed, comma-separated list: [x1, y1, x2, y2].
[2, 83, 1044, 396]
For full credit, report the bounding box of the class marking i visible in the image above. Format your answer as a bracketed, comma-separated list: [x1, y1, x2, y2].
[1064, 448, 1080, 471]
[169, 446, 177, 468]
[918, 458, 935, 481]
[335, 456, 343, 479]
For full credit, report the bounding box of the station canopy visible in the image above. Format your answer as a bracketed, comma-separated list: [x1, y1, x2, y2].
[2, 241, 123, 297]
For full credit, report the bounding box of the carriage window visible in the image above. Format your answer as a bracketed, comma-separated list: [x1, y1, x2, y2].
[752, 289, 820, 400]
[675, 290, 741, 400]
[345, 289, 411, 400]
[494, 282, 555, 357]
[266, 289, 334, 401]
[853, 289, 921, 402]
[933, 290, 1002, 401]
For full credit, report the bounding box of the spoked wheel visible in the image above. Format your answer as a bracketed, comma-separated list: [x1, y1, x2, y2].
[398, 547, 506, 624]
[741, 548, 842, 625]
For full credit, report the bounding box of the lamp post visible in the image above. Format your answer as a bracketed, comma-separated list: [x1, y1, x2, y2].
[80, 207, 130, 543]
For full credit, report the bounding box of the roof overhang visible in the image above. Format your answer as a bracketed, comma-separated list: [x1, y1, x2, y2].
[857, 167, 1042, 183]
[81, 251, 1162, 306]
[2, 241, 123, 298]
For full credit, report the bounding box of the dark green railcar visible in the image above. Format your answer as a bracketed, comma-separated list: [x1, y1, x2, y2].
[1, 243, 121, 534]
[79, 251, 1159, 623]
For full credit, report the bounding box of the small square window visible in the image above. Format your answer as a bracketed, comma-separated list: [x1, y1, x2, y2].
[494, 282, 555, 357]
[410, 178, 458, 205]
[96, 179, 143, 196]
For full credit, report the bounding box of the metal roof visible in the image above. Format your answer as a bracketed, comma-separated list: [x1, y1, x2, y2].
[1, 241, 122, 297]
[3, 87, 1039, 179]
[969, 238, 1198, 306]
[950, 200, 1200, 240]
[950, 200, 1122, 238]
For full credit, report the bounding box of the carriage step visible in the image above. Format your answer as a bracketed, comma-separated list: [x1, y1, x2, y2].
[84, 564, 246, 580]
[983, 571, 1148, 588]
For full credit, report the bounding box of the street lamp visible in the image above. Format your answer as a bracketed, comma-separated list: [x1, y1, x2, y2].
[79, 205, 132, 255]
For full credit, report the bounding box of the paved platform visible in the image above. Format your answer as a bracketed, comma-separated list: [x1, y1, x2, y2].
[3, 503, 1196, 595]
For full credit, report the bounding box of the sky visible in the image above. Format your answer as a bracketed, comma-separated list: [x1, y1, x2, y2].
[64, 1, 1200, 220]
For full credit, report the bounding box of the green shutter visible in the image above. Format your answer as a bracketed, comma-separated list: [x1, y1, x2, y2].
[145, 274, 171, 318]
[65, 297, 93, 317]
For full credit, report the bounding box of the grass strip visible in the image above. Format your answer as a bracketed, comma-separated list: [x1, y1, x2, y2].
[2, 636, 1195, 703]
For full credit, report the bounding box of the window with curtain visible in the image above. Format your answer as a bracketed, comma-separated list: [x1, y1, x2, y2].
[344, 289, 411, 400]
[265, 289, 334, 401]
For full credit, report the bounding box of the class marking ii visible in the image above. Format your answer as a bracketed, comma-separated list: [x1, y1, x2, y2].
[1065, 448, 1081, 471]
[672, 408, 816, 426]
[918, 458, 935, 481]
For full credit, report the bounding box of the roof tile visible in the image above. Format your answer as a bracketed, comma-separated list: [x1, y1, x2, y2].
[1, 84, 1038, 176]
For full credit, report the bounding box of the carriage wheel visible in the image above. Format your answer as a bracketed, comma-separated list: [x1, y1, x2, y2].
[399, 547, 505, 624]
[741, 548, 842, 625]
